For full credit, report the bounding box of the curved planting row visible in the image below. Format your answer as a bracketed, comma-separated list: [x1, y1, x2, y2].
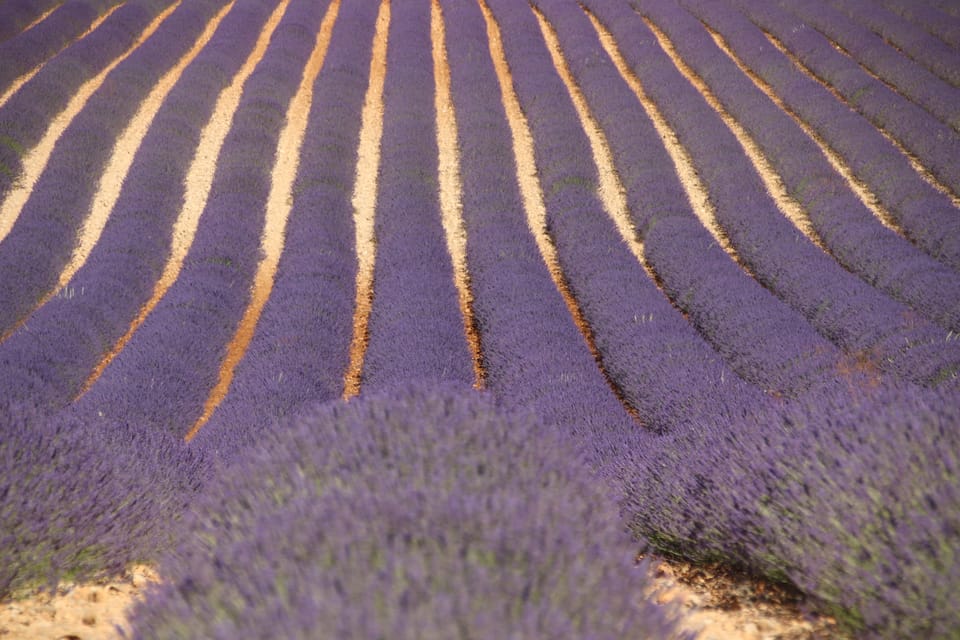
[821, 0, 960, 89]
[0, 0, 122, 103]
[0, 0, 63, 44]
[0, 1, 956, 638]
[0, 0, 268, 411]
[876, 0, 960, 48]
[358, 0, 476, 393]
[643, 2, 960, 330]
[583, 0, 960, 389]
[0, 0, 179, 201]
[726, 0, 960, 219]
[438, 0, 648, 459]
[534, 0, 845, 398]
[191, 0, 375, 456]
[0, 0, 219, 339]
[72, 0, 333, 440]
[712, 3, 960, 262]
[772, 0, 960, 131]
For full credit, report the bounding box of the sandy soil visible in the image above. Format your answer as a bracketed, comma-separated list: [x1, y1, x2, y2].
[0, 566, 157, 640]
[0, 556, 845, 640]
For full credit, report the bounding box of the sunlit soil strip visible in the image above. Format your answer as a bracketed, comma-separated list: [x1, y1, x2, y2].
[78, 0, 291, 398]
[431, 0, 485, 389]
[342, 0, 389, 400]
[584, 9, 742, 266]
[19, 4, 60, 35]
[700, 22, 904, 236]
[640, 16, 828, 250]
[55, 2, 234, 301]
[478, 0, 638, 418]
[762, 29, 960, 209]
[532, 7, 656, 285]
[0, 1, 180, 245]
[185, 0, 341, 442]
[0, 5, 122, 110]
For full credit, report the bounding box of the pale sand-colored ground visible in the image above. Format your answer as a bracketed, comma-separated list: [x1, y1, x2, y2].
[0, 558, 842, 639]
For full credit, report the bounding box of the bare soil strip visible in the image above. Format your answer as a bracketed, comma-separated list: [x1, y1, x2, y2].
[342, 0, 390, 400]
[431, 0, 485, 390]
[18, 4, 60, 36]
[584, 10, 743, 267]
[533, 7, 659, 286]
[642, 16, 830, 251]
[479, 0, 640, 419]
[56, 1, 234, 299]
[0, 1, 181, 245]
[79, 0, 291, 398]
[821, 29, 949, 121]
[762, 29, 960, 209]
[702, 23, 904, 236]
[0, 566, 158, 640]
[0, 5, 122, 110]
[185, 0, 341, 442]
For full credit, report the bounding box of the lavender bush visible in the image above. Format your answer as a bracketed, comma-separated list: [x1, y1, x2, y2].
[130, 384, 688, 639]
[0, 401, 204, 600]
[618, 382, 960, 638]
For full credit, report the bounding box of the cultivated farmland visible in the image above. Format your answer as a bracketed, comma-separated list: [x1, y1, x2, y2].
[0, 0, 958, 637]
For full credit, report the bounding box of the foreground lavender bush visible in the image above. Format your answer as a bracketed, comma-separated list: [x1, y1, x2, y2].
[132, 384, 687, 639]
[622, 382, 960, 638]
[0, 403, 204, 599]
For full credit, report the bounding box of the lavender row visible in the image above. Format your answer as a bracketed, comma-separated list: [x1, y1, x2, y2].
[484, 0, 782, 436]
[0, 0, 63, 44]
[535, 0, 845, 399]
[0, 0, 281, 415]
[0, 0, 121, 97]
[0, 0, 177, 198]
[131, 385, 686, 639]
[193, 0, 380, 458]
[439, 0, 640, 462]
[691, 0, 960, 273]
[728, 0, 960, 202]
[642, 1, 960, 324]
[0, 400, 205, 600]
[926, 0, 960, 19]
[620, 380, 960, 638]
[357, 0, 474, 393]
[0, 0, 229, 345]
[71, 0, 331, 440]
[774, 0, 960, 132]
[823, 0, 960, 88]
[585, 0, 960, 389]
[877, 0, 960, 50]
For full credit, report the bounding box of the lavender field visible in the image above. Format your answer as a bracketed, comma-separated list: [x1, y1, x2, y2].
[0, 0, 958, 637]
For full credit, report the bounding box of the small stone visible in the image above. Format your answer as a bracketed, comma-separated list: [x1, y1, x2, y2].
[82, 612, 97, 626]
